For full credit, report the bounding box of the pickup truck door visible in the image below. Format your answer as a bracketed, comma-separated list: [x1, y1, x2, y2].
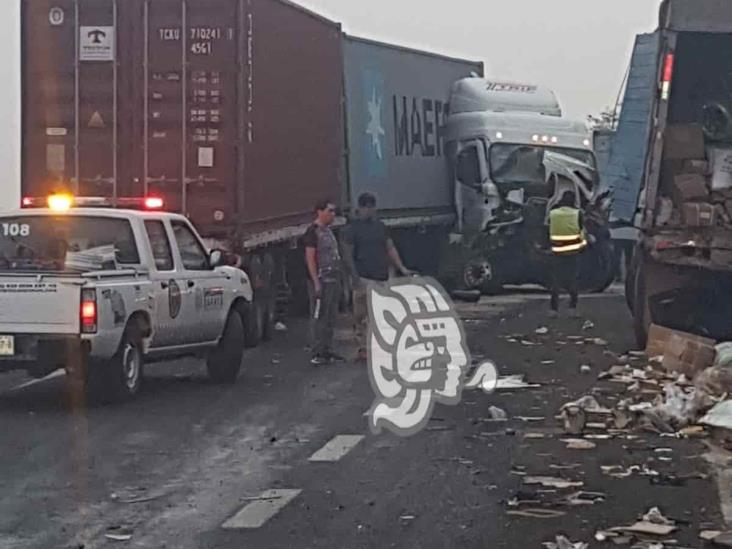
[143, 219, 188, 348]
[169, 220, 229, 343]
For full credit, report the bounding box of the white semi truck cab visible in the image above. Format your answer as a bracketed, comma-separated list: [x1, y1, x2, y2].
[441, 78, 614, 293]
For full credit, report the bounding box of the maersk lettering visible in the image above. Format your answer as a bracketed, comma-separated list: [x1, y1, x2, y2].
[393, 95, 445, 158]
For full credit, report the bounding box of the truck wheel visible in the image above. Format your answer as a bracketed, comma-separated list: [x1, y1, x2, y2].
[245, 257, 265, 347]
[88, 327, 144, 403]
[207, 310, 245, 383]
[632, 257, 651, 349]
[260, 254, 277, 342]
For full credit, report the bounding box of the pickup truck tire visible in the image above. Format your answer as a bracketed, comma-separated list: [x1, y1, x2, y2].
[207, 309, 245, 383]
[87, 327, 144, 403]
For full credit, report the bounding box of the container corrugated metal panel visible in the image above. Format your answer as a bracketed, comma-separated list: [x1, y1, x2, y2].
[343, 36, 483, 215]
[22, 0, 343, 238]
[604, 32, 661, 223]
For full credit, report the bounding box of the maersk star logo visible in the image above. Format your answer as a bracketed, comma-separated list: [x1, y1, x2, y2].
[366, 87, 386, 160]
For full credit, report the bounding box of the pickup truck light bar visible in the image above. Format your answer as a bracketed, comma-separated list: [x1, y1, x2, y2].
[21, 195, 165, 212]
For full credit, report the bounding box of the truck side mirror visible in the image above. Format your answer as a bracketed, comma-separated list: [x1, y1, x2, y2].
[209, 249, 224, 268]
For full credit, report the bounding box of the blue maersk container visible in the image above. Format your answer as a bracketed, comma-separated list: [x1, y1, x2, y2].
[343, 36, 483, 219]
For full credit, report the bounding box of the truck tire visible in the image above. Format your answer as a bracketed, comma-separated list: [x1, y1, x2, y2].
[245, 257, 265, 347]
[632, 256, 651, 349]
[86, 326, 144, 403]
[260, 254, 277, 342]
[207, 309, 245, 383]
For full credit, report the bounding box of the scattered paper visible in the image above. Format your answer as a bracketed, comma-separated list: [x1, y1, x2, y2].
[523, 476, 583, 489]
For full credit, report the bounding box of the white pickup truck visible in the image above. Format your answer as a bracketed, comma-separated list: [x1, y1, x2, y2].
[0, 201, 253, 401]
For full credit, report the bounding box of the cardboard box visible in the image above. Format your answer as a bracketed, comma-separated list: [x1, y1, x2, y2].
[664, 124, 706, 160]
[646, 324, 714, 359]
[663, 332, 717, 377]
[709, 146, 732, 191]
[673, 173, 709, 205]
[683, 203, 716, 226]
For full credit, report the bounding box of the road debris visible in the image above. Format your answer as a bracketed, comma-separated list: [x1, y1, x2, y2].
[536, 327, 549, 335]
[506, 508, 567, 519]
[561, 438, 596, 450]
[605, 507, 678, 537]
[579, 365, 592, 374]
[700, 400, 732, 430]
[543, 535, 588, 549]
[274, 321, 287, 332]
[496, 375, 541, 390]
[488, 406, 508, 420]
[582, 320, 595, 331]
[523, 476, 584, 489]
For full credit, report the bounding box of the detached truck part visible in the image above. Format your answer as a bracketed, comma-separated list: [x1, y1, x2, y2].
[611, 0, 732, 346]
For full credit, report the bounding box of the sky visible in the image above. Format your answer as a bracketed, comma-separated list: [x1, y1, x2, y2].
[0, 0, 661, 211]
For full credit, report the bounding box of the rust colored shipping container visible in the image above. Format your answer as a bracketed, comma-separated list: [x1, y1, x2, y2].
[22, 0, 344, 241]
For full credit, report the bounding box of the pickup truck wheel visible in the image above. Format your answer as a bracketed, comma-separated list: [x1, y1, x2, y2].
[88, 328, 144, 403]
[207, 310, 245, 383]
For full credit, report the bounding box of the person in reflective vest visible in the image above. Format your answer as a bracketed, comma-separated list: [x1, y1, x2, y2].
[548, 191, 587, 317]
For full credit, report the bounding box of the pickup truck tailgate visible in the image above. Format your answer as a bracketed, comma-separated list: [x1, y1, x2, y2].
[0, 277, 82, 334]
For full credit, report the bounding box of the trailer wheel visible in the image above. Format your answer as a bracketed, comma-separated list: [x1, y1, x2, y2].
[207, 309, 245, 383]
[260, 254, 277, 341]
[245, 256, 265, 347]
[632, 256, 651, 349]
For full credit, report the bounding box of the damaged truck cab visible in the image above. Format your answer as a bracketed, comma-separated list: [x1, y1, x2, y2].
[616, 0, 732, 346]
[441, 78, 615, 293]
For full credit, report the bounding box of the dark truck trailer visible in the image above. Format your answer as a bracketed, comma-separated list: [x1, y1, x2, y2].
[609, 0, 732, 345]
[342, 36, 483, 276]
[22, 0, 344, 342]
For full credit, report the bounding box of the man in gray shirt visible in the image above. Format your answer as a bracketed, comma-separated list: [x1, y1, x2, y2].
[303, 199, 343, 365]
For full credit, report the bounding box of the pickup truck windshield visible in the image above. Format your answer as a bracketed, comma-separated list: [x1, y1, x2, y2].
[0, 215, 139, 273]
[490, 144, 595, 186]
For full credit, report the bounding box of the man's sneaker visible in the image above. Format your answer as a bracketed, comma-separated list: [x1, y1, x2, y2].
[310, 355, 330, 366]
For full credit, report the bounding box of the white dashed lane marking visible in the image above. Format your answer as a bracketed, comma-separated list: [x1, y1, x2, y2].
[308, 434, 364, 462]
[221, 489, 302, 529]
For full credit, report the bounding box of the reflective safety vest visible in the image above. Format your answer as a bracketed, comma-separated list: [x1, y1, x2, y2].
[549, 207, 587, 254]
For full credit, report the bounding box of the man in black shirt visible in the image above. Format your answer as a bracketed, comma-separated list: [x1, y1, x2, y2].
[343, 192, 414, 362]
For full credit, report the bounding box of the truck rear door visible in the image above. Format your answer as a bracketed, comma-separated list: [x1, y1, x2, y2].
[605, 32, 663, 224]
[0, 276, 81, 335]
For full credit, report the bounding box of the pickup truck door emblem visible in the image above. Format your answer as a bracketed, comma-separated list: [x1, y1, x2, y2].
[168, 280, 182, 319]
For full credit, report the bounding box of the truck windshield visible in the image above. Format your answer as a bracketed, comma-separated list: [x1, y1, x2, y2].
[0, 215, 139, 273]
[490, 144, 595, 186]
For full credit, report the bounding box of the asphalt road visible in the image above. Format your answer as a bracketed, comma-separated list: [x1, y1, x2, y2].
[0, 286, 727, 548]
